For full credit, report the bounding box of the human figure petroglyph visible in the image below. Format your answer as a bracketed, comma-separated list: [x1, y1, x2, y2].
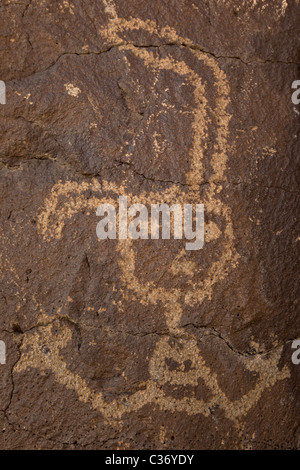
[2, 9, 291, 432]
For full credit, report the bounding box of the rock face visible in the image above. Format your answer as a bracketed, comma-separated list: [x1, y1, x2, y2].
[0, 0, 299, 450]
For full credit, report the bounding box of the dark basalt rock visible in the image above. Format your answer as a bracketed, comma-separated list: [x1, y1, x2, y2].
[0, 0, 299, 450]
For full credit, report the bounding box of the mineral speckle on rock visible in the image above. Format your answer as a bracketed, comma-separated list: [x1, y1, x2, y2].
[0, 0, 299, 450]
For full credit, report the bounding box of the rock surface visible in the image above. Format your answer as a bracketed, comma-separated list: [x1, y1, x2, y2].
[0, 0, 299, 450]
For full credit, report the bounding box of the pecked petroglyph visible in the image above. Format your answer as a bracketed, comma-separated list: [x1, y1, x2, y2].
[15, 321, 290, 424]
[5, 8, 292, 428]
